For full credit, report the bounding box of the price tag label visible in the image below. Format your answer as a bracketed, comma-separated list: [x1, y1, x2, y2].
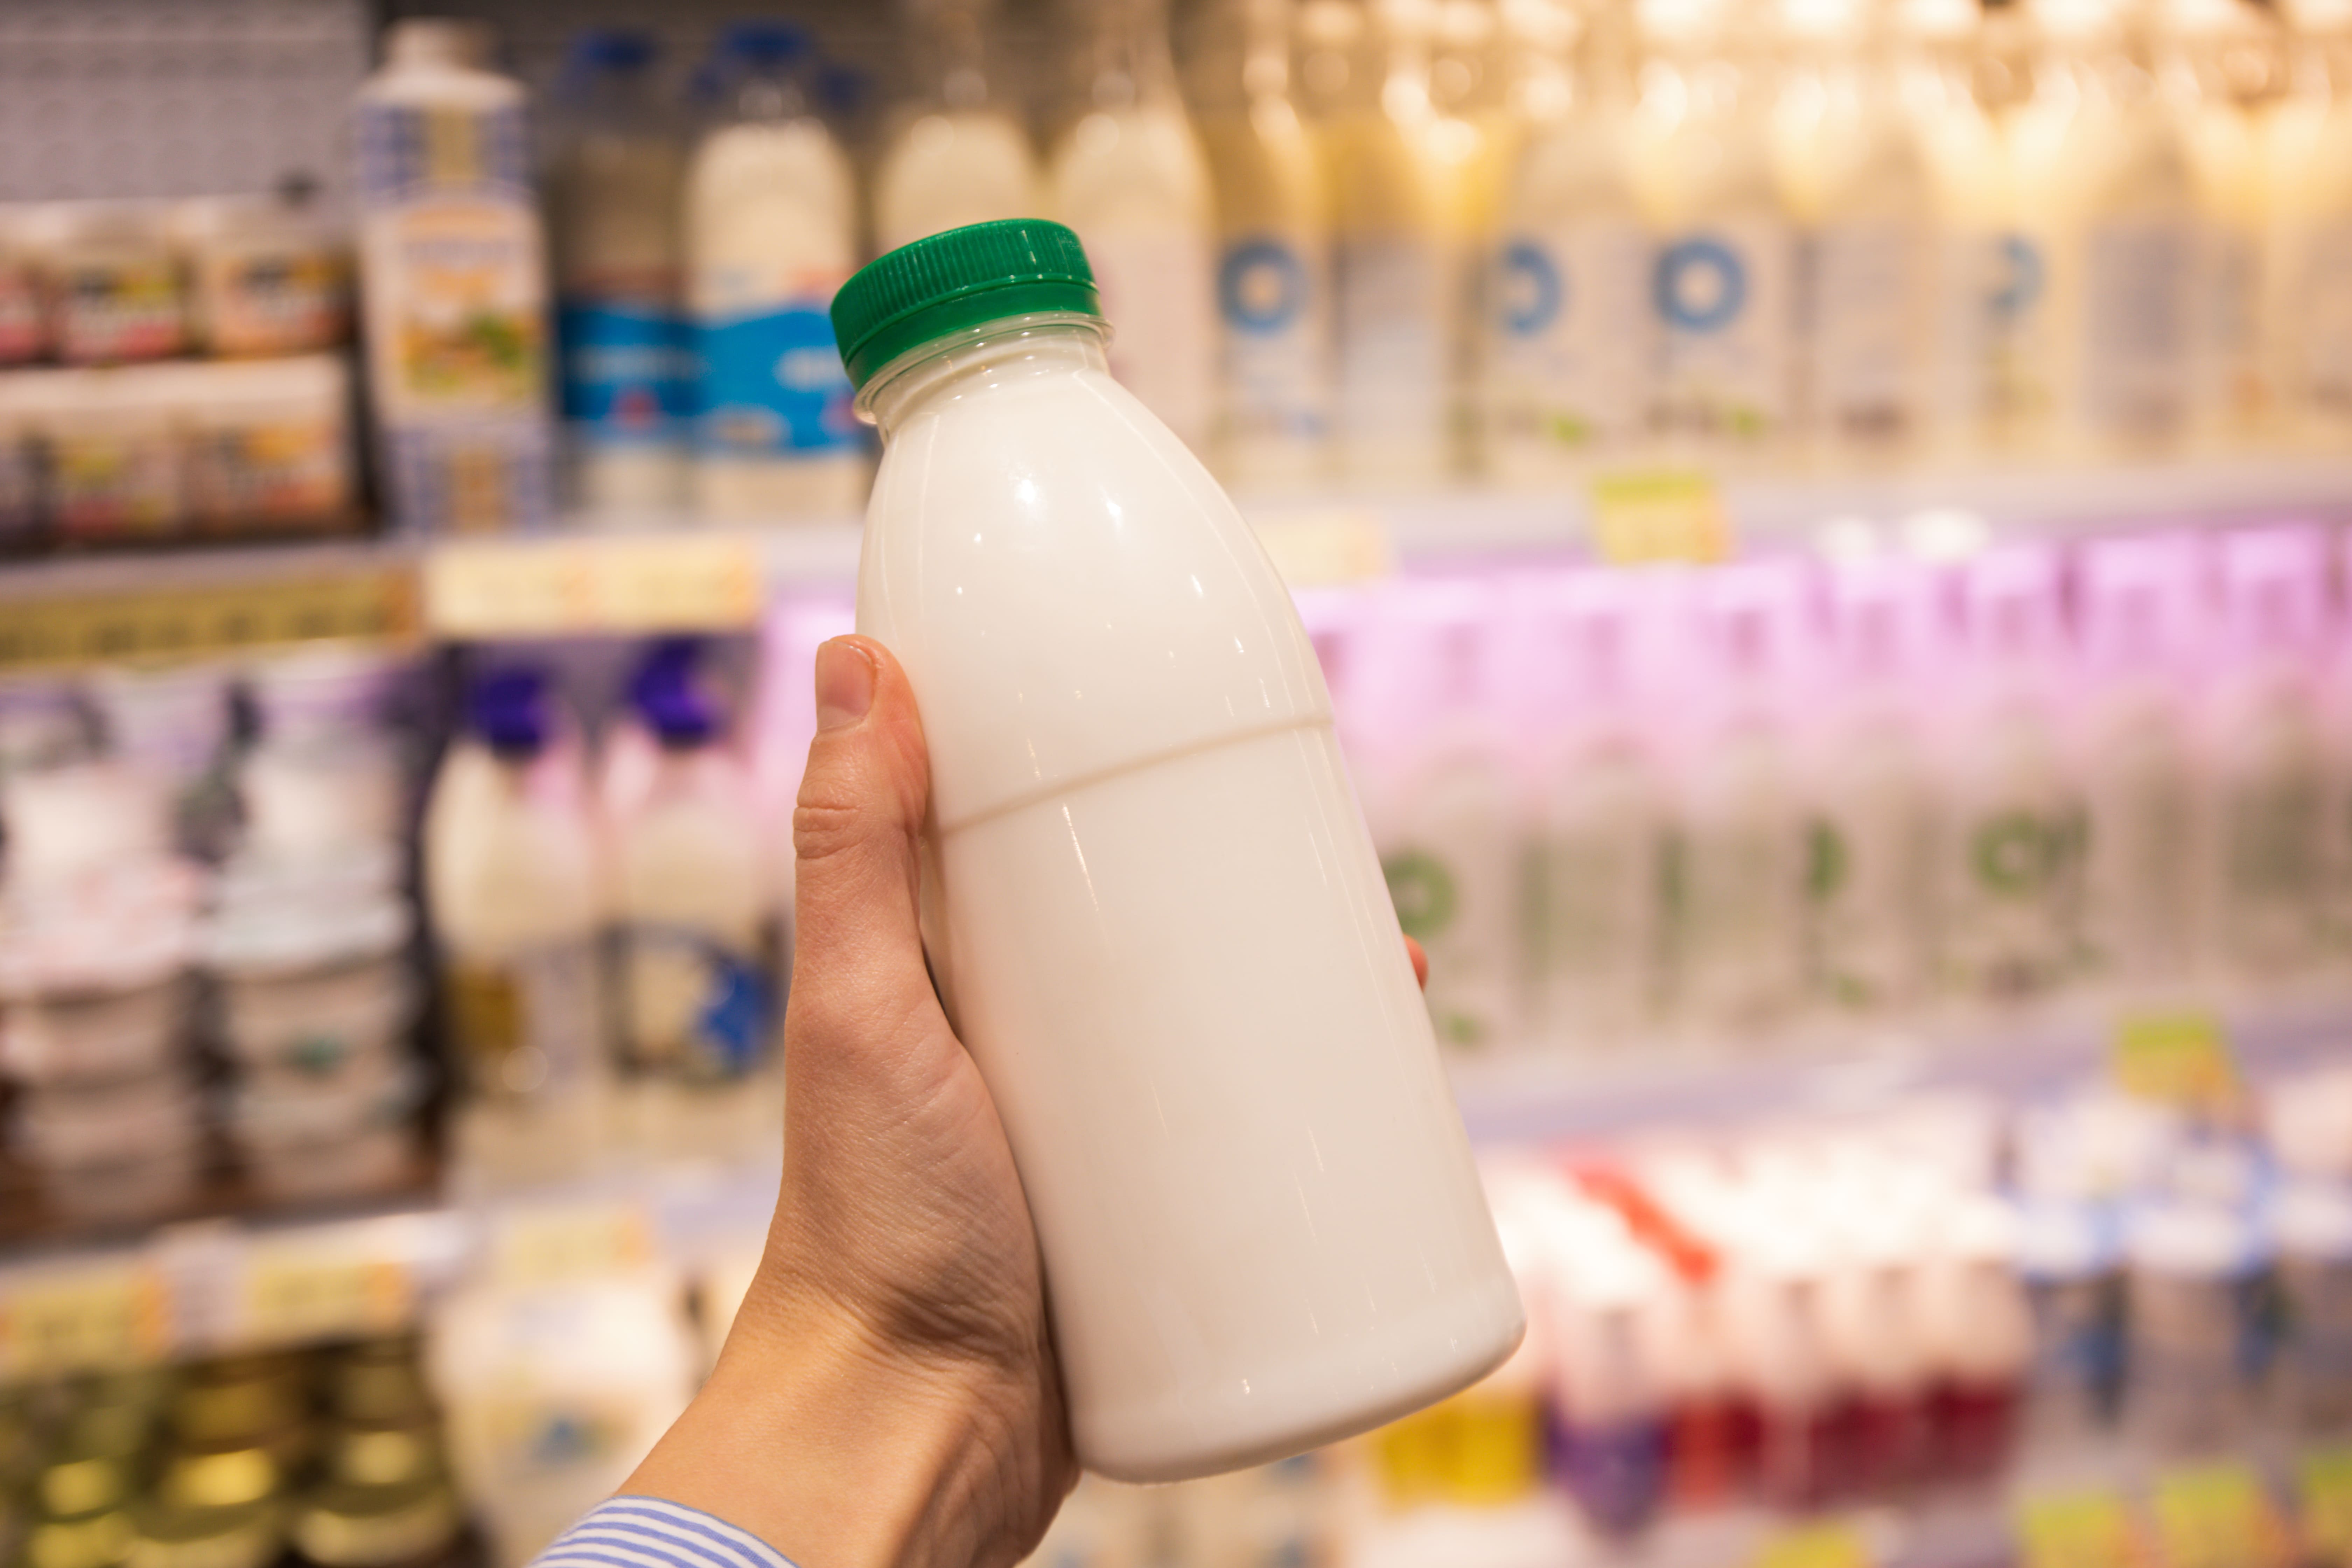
[2300, 1448, 2352, 1566]
[0, 566, 418, 672]
[2017, 1488, 2138, 1568]
[2113, 1011, 2240, 1109]
[425, 535, 764, 638]
[1589, 470, 1731, 566]
[0, 1262, 168, 1377]
[491, 1202, 654, 1288]
[1250, 510, 1392, 587]
[1753, 1522, 1871, 1568]
[239, 1241, 415, 1348]
[2154, 1462, 2287, 1568]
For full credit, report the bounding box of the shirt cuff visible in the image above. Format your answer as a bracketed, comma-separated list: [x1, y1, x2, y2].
[533, 1496, 800, 1568]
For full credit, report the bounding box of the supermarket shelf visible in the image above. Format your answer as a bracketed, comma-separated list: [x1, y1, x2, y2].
[1446, 989, 2352, 1146]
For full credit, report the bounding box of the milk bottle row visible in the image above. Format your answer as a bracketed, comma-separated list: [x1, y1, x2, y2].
[444, 0, 2352, 545]
[0, 648, 425, 1230]
[421, 639, 784, 1192]
[1293, 520, 2350, 1055]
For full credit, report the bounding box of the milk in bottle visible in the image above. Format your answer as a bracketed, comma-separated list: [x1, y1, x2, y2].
[1049, 0, 1220, 454]
[1631, 0, 1799, 461]
[1176, 0, 1334, 486]
[548, 29, 689, 517]
[831, 218, 1522, 1481]
[1485, 0, 1654, 479]
[875, 0, 1045, 250]
[685, 23, 865, 521]
[2267, 0, 2352, 441]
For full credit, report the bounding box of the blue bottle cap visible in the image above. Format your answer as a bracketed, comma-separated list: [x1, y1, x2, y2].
[630, 638, 720, 748]
[470, 667, 550, 758]
[566, 27, 658, 72]
[716, 20, 811, 64]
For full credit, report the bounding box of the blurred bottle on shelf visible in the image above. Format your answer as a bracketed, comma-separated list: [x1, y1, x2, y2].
[2267, 0, 2352, 445]
[1317, 0, 1463, 484]
[1631, 0, 1799, 463]
[685, 23, 865, 523]
[1666, 563, 1812, 1036]
[2007, 0, 2198, 460]
[424, 665, 610, 1191]
[2203, 524, 2333, 982]
[1049, 0, 1220, 456]
[548, 28, 692, 520]
[1483, 0, 1654, 480]
[355, 20, 555, 536]
[167, 193, 351, 361]
[1937, 545, 2081, 1004]
[603, 639, 779, 1167]
[2071, 533, 2205, 997]
[1808, 556, 1939, 1017]
[1773, 0, 1938, 468]
[875, 0, 1046, 251]
[1177, 0, 1335, 488]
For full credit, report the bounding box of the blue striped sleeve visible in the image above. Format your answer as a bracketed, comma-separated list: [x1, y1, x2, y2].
[535, 1497, 799, 1568]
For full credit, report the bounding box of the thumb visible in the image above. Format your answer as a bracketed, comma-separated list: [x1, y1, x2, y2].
[788, 636, 939, 1038]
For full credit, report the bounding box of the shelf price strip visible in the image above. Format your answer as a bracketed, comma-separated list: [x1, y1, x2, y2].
[0, 565, 419, 672]
[0, 1260, 169, 1378]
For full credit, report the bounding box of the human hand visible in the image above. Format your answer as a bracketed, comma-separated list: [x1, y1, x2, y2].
[626, 635, 1429, 1568]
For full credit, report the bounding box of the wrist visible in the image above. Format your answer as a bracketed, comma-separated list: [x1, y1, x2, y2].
[625, 1290, 1045, 1568]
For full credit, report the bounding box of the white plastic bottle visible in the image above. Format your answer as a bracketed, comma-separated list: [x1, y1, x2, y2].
[2204, 525, 2333, 983]
[423, 666, 611, 1189]
[685, 23, 866, 522]
[1177, 0, 1334, 487]
[1049, 0, 1220, 456]
[1485, 0, 1654, 480]
[1354, 578, 1522, 1055]
[548, 29, 690, 517]
[2007, 0, 2200, 457]
[1631, 0, 1799, 460]
[604, 639, 779, 1166]
[875, 0, 1045, 250]
[430, 1252, 699, 1568]
[2073, 534, 2205, 996]
[1319, 0, 1461, 483]
[1666, 562, 1813, 1040]
[2267, 0, 2352, 443]
[1773, 0, 1938, 466]
[1811, 556, 1941, 1018]
[1939, 546, 2082, 1006]
[354, 19, 555, 534]
[832, 219, 1523, 1481]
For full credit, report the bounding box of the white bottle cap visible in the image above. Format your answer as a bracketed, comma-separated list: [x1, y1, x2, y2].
[385, 18, 495, 70]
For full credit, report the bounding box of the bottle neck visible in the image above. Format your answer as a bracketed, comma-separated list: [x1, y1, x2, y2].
[859, 315, 1111, 438]
[1075, 0, 1184, 112]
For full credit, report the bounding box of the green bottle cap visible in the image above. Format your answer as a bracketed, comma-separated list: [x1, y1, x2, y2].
[830, 219, 1101, 395]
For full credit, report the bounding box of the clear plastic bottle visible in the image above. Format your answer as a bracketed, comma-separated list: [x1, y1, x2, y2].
[1938, 546, 2081, 1007]
[354, 20, 555, 535]
[832, 219, 1522, 1481]
[1176, 0, 1334, 486]
[1049, 0, 1221, 455]
[2159, 0, 2282, 448]
[1665, 562, 1813, 1040]
[1318, 0, 1462, 483]
[1357, 577, 1523, 1055]
[1518, 571, 1668, 1049]
[604, 640, 779, 1167]
[548, 29, 691, 518]
[1484, 0, 1654, 479]
[685, 23, 866, 522]
[1773, 0, 1937, 467]
[2072, 533, 2205, 996]
[2203, 524, 2333, 984]
[2007, 0, 2199, 457]
[875, 0, 1045, 250]
[2266, 0, 2352, 443]
[422, 666, 610, 1189]
[1632, 0, 1800, 462]
[1809, 556, 1940, 1018]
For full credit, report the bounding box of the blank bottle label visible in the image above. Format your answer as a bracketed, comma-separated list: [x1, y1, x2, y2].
[1653, 222, 1794, 444]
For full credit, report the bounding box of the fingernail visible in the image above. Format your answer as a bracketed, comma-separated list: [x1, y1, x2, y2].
[815, 638, 876, 733]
